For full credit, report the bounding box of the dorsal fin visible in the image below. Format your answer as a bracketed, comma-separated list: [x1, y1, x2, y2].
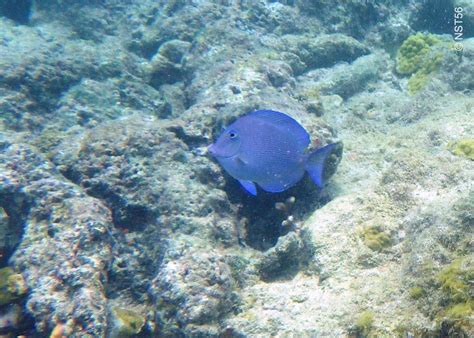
[248, 110, 310, 150]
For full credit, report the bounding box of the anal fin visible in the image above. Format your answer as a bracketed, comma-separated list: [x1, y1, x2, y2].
[238, 179, 257, 196]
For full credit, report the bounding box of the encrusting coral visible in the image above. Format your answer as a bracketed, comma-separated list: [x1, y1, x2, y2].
[0, 267, 27, 306]
[358, 225, 392, 252]
[448, 138, 474, 161]
[396, 33, 444, 95]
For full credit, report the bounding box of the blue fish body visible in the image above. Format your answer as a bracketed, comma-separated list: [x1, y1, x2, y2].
[208, 110, 338, 195]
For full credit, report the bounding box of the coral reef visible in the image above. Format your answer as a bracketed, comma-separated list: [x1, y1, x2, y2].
[0, 0, 472, 336]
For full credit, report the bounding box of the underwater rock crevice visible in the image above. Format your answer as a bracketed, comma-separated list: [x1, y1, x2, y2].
[226, 178, 325, 251]
[409, 0, 454, 35]
[0, 190, 32, 267]
[223, 142, 342, 251]
[166, 124, 209, 149]
[256, 230, 317, 282]
[59, 165, 155, 232]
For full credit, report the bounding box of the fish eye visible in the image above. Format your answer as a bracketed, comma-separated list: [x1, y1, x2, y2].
[229, 131, 237, 139]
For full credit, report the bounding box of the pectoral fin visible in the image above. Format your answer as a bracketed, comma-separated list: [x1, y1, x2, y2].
[236, 156, 248, 166]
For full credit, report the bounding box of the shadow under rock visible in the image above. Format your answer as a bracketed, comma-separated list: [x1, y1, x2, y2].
[0, 190, 31, 267]
[0, 0, 33, 25]
[225, 174, 331, 252]
[410, 0, 455, 35]
[224, 142, 342, 251]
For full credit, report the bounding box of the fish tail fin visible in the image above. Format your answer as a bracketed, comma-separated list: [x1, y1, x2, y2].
[305, 142, 340, 188]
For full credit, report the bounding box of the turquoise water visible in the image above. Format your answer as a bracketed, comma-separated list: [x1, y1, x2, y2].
[0, 1, 473, 337]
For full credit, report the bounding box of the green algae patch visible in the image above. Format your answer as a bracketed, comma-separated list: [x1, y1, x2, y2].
[354, 310, 375, 336]
[438, 301, 474, 332]
[436, 256, 474, 332]
[395, 33, 445, 95]
[110, 307, 145, 337]
[409, 286, 426, 300]
[359, 225, 392, 252]
[445, 301, 473, 320]
[445, 300, 474, 327]
[0, 267, 27, 305]
[438, 257, 473, 303]
[448, 138, 474, 160]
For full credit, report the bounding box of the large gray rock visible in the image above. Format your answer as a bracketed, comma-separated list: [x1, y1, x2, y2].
[148, 39, 192, 87]
[150, 248, 238, 336]
[269, 33, 370, 73]
[440, 38, 474, 91]
[0, 142, 114, 336]
[48, 115, 244, 335]
[0, 19, 137, 132]
[296, 53, 389, 100]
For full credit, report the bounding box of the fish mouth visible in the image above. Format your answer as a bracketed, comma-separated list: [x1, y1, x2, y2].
[207, 144, 230, 158]
[207, 144, 216, 155]
[207, 144, 222, 157]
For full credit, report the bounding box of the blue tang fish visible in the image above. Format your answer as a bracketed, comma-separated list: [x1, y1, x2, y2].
[208, 110, 339, 195]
